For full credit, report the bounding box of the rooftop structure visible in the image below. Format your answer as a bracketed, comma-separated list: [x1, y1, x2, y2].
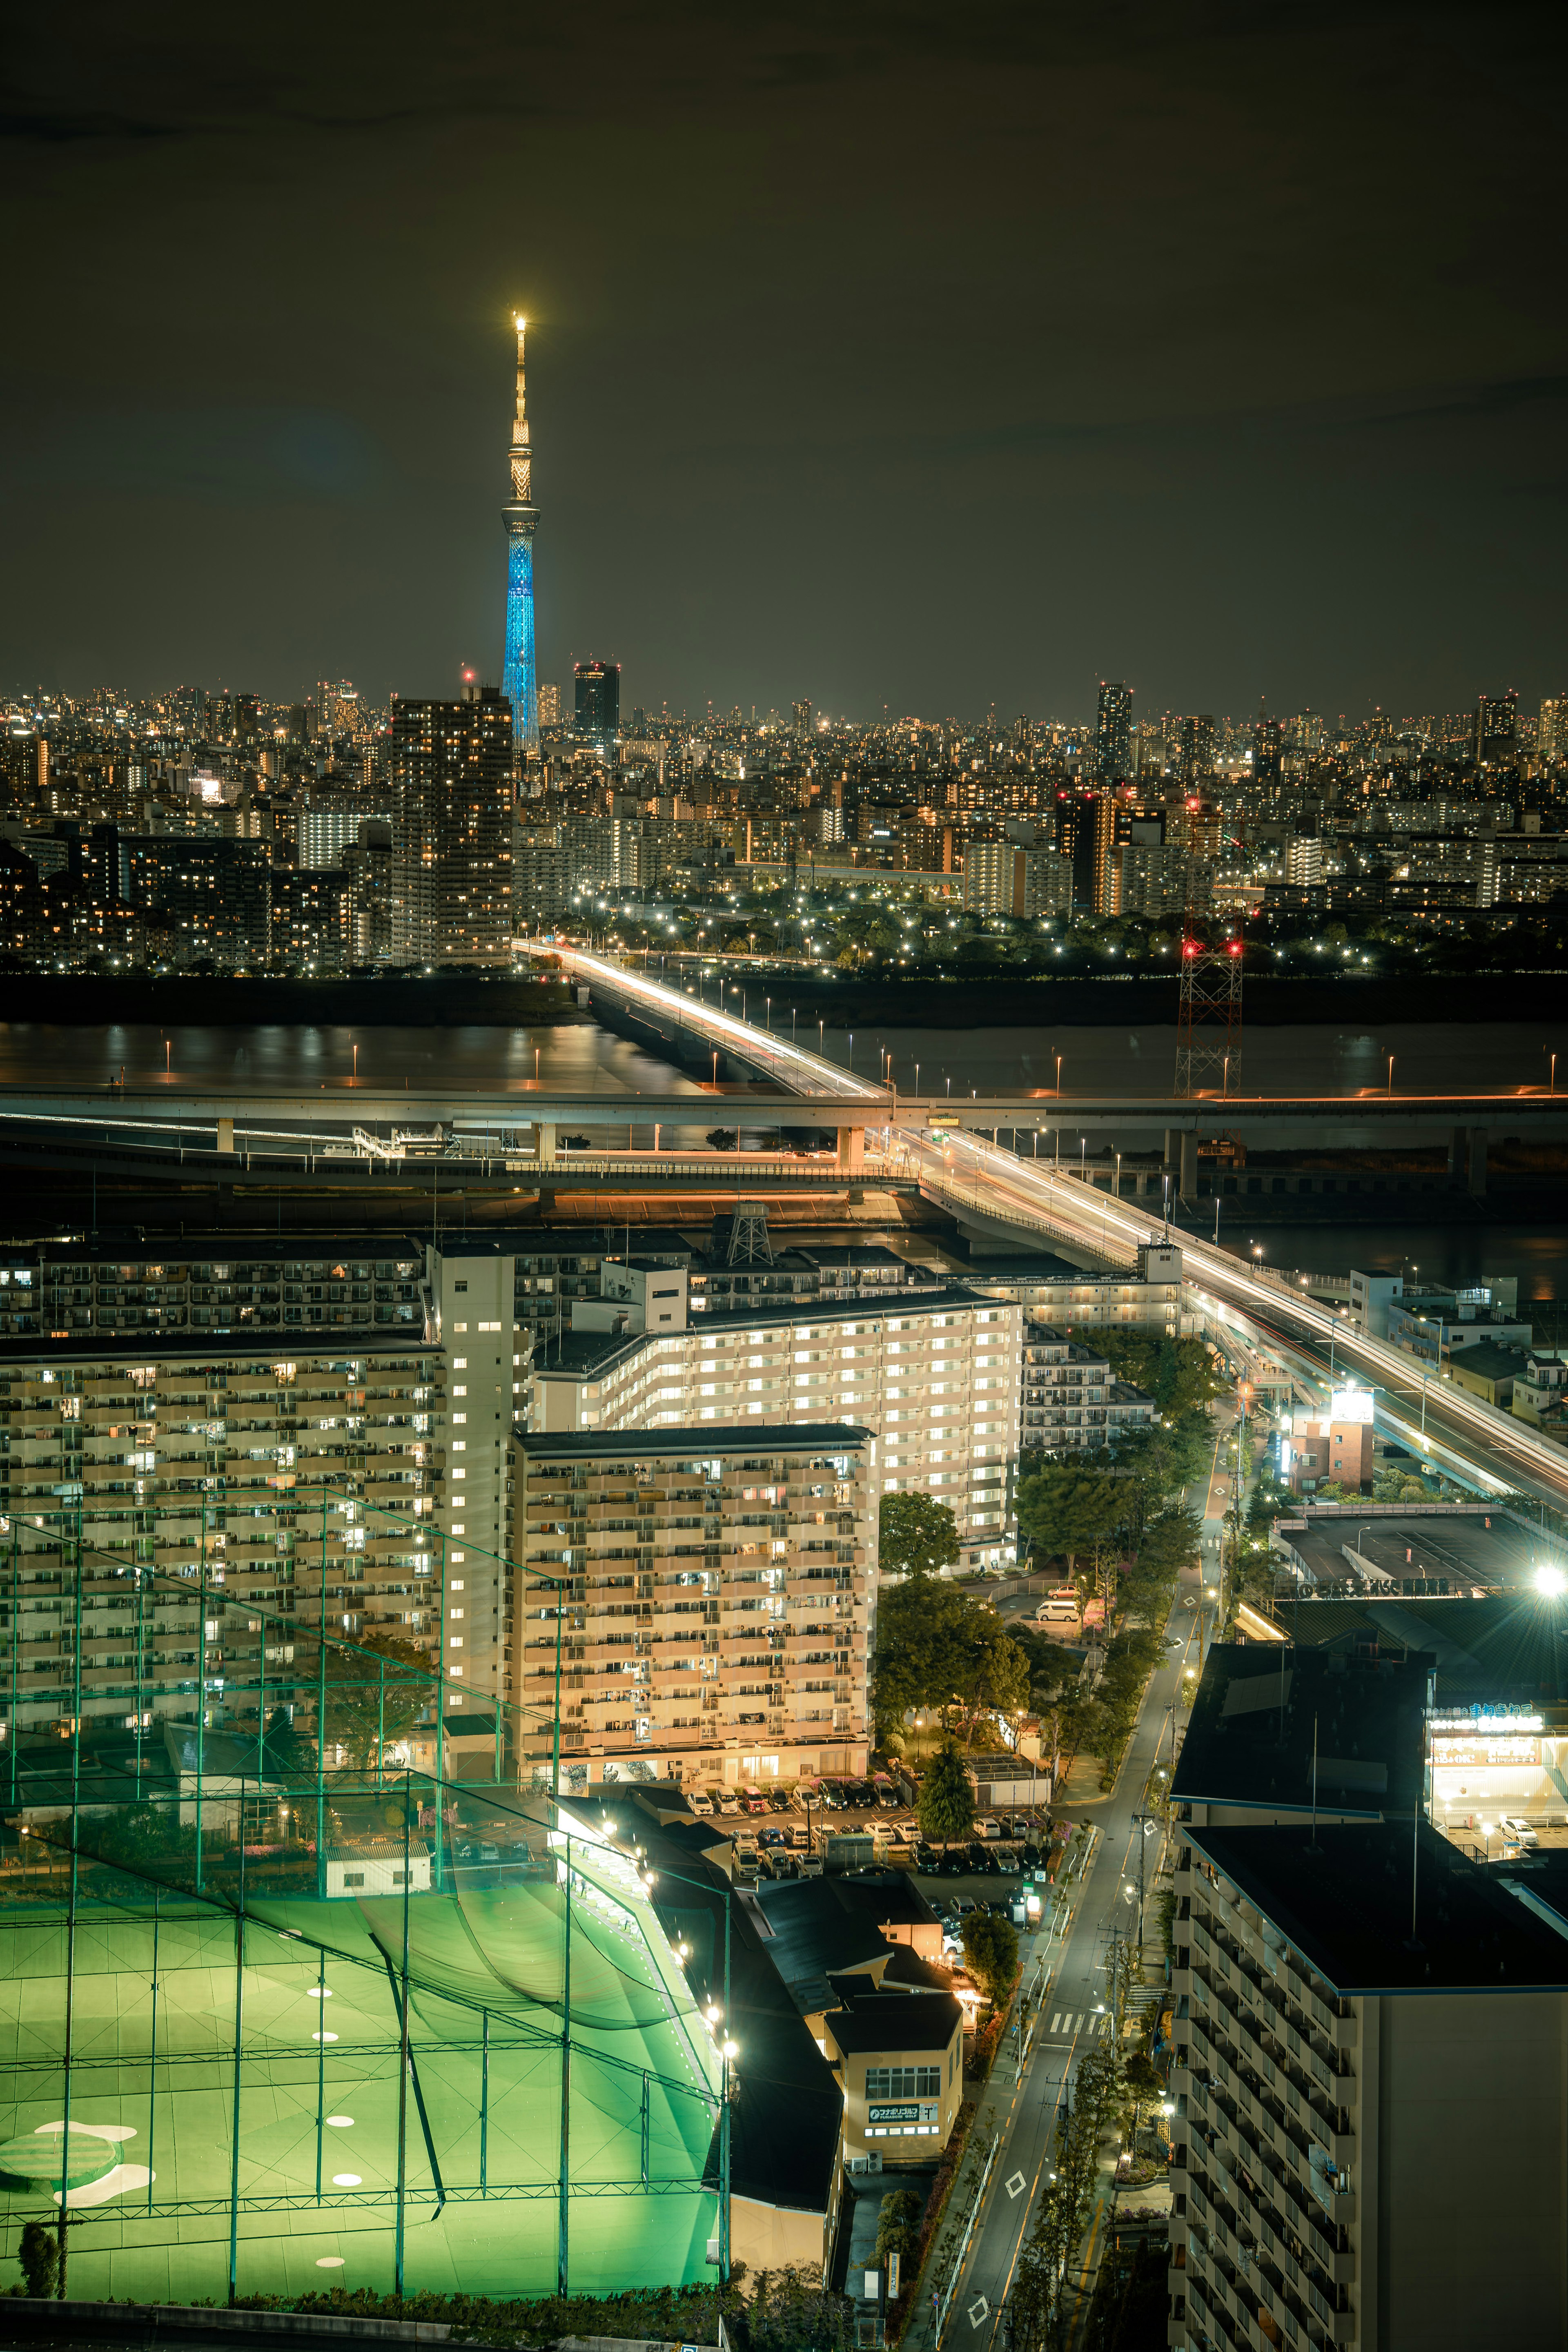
[1172, 1643, 1431, 1826]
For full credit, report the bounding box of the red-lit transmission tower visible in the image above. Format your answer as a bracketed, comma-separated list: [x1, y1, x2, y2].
[1174, 930, 1243, 1097]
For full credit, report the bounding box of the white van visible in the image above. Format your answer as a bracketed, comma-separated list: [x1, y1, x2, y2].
[1037, 1588, 1078, 1624]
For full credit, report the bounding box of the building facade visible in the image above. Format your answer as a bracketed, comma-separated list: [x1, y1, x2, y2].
[510, 1424, 873, 1788]
[390, 685, 514, 962]
[529, 1285, 1021, 1572]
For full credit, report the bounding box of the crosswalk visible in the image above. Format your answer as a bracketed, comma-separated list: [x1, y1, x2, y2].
[1045, 2010, 1115, 2038]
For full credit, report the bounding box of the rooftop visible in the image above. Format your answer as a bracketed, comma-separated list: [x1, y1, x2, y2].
[1187, 1820, 1568, 1994]
[514, 1422, 873, 1463]
[1278, 1590, 1568, 1707]
[1173, 1643, 1430, 1818]
[752, 1870, 941, 2012]
[822, 1981, 964, 2054]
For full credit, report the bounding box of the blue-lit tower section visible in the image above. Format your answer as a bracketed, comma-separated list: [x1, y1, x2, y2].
[501, 314, 539, 756]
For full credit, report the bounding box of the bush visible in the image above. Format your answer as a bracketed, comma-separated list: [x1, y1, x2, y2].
[18, 2221, 57, 2299]
[962, 1909, 1019, 2003]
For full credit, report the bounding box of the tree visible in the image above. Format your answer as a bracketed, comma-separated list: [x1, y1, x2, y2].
[706, 1129, 739, 1151]
[261, 1704, 312, 1782]
[917, 1741, 975, 1845]
[872, 1570, 978, 1729]
[873, 2189, 923, 2265]
[879, 1491, 959, 1579]
[18, 2219, 58, 2298]
[323, 1633, 431, 1773]
[962, 1908, 1020, 2004]
[1014, 1465, 1125, 1573]
[951, 1626, 1031, 1749]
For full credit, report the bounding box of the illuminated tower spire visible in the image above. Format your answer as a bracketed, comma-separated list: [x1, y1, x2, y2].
[501, 314, 538, 755]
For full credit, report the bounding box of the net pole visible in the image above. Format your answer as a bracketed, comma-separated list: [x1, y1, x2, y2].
[558, 1827, 571, 2298]
[720, 1893, 731, 2283]
[134, 1535, 145, 1802]
[480, 2009, 489, 2197]
[8, 1517, 17, 1809]
[57, 1509, 83, 2296]
[196, 1500, 207, 1897]
[147, 1885, 159, 2215]
[394, 1776, 411, 2298]
[316, 1944, 326, 2205]
[434, 1527, 447, 1893]
[316, 1491, 327, 1900]
[227, 1825, 247, 2306]
[378, 1655, 386, 1789]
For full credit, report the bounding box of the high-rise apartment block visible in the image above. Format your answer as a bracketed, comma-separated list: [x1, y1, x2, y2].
[1169, 1820, 1568, 2349]
[1181, 714, 1216, 780]
[510, 1424, 874, 1789]
[537, 682, 561, 729]
[1095, 680, 1133, 782]
[390, 684, 514, 962]
[962, 839, 1072, 917]
[529, 1284, 1020, 1574]
[574, 660, 621, 747]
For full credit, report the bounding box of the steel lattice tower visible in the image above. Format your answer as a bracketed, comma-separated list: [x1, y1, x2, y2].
[501, 314, 539, 755]
[1174, 933, 1244, 1095]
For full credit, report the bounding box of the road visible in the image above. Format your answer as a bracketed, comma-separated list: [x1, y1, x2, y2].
[536, 949, 1568, 1510]
[929, 1436, 1225, 2352]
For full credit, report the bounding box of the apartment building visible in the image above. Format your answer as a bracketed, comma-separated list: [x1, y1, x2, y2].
[0, 1237, 428, 1342]
[510, 1425, 873, 1789]
[528, 1285, 1022, 1571]
[1169, 1820, 1568, 2350]
[1020, 1321, 1156, 1454]
[0, 1334, 477, 1738]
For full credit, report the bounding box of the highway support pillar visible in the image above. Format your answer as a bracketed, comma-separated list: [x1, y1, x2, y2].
[216, 1117, 235, 1155]
[836, 1125, 864, 1173]
[1178, 1131, 1199, 1200]
[537, 1121, 557, 1169]
[1449, 1124, 1487, 1194]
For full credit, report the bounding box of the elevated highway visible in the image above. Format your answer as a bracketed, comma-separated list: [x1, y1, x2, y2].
[549, 951, 1568, 1511]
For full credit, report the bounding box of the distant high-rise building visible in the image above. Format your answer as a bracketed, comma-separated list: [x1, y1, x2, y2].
[537, 682, 561, 730]
[1540, 696, 1568, 766]
[1180, 714, 1216, 780]
[500, 316, 539, 757]
[574, 659, 621, 747]
[1475, 690, 1519, 769]
[793, 698, 813, 743]
[390, 683, 514, 964]
[315, 681, 359, 737]
[1053, 788, 1116, 911]
[297, 806, 393, 871]
[1095, 680, 1133, 782]
[1252, 708, 1283, 788]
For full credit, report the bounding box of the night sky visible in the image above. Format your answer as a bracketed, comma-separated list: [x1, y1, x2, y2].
[6, 2, 1567, 721]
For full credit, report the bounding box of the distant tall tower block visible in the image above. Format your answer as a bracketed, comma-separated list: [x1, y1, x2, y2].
[501, 314, 539, 756]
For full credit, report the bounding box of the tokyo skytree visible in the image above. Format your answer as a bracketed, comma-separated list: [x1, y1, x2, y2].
[501, 314, 539, 754]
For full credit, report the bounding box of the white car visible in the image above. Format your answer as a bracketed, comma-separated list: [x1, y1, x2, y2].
[1500, 1815, 1539, 1848]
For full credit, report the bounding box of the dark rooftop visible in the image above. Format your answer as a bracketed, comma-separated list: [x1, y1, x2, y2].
[823, 1982, 964, 2054]
[514, 1423, 872, 1462]
[1173, 1643, 1430, 1818]
[751, 1871, 940, 2013]
[1187, 1820, 1568, 1994]
[1280, 1591, 1568, 1709]
[642, 1825, 845, 2216]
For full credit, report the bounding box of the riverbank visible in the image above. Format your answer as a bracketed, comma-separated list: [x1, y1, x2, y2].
[0, 973, 587, 1027]
[0, 969, 1557, 1030]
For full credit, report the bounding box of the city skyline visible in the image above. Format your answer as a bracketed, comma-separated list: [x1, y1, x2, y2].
[3, 6, 1565, 717]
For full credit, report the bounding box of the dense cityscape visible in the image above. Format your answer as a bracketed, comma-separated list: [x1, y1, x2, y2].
[4, 4, 1568, 2349]
[4, 670, 1567, 975]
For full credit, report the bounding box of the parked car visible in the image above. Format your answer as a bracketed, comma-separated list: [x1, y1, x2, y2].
[976, 1816, 1002, 1840]
[760, 1852, 797, 1881]
[757, 1827, 788, 1849]
[740, 1790, 770, 1816]
[874, 1783, 900, 1810]
[1021, 1842, 1044, 1869]
[950, 1895, 979, 1916]
[714, 1791, 740, 1817]
[939, 1851, 968, 1876]
[687, 1790, 714, 1817]
[1501, 1815, 1539, 1847]
[787, 1824, 811, 1850]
